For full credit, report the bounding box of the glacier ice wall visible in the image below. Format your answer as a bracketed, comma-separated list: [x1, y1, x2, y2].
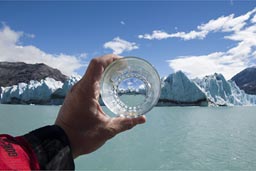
[159, 71, 208, 106]
[1, 76, 81, 105]
[193, 73, 256, 106]
[1, 78, 63, 104]
[1, 71, 255, 106]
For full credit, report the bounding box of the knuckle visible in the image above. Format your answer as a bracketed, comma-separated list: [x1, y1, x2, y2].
[90, 58, 100, 66]
[105, 127, 117, 139]
[126, 123, 134, 130]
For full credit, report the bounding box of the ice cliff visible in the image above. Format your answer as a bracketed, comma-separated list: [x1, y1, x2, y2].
[159, 71, 208, 106]
[0, 76, 80, 105]
[158, 71, 256, 106]
[194, 73, 256, 106]
[1, 71, 255, 106]
[52, 75, 81, 98]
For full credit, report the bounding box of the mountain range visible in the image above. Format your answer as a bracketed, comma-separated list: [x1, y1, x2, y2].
[0, 62, 255, 106]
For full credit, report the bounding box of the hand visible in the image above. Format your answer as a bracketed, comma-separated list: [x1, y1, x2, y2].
[55, 54, 146, 158]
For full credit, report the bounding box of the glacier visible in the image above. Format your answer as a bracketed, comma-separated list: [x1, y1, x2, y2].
[158, 71, 208, 106]
[193, 73, 256, 106]
[1, 78, 63, 104]
[0, 71, 255, 106]
[0, 76, 80, 105]
[158, 71, 256, 106]
[52, 75, 81, 98]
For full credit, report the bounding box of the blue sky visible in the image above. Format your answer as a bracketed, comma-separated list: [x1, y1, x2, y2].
[0, 1, 256, 79]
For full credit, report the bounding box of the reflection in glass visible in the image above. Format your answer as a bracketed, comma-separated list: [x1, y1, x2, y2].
[101, 57, 161, 117]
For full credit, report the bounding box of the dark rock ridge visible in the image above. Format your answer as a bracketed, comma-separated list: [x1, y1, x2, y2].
[231, 66, 256, 95]
[0, 62, 67, 87]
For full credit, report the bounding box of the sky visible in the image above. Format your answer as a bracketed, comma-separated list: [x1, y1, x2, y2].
[0, 1, 256, 79]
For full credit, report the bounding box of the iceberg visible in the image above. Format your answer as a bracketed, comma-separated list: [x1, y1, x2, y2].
[194, 73, 256, 106]
[159, 71, 208, 106]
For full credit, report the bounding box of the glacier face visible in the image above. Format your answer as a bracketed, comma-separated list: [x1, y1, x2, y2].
[52, 75, 82, 98]
[1, 76, 80, 105]
[159, 71, 208, 106]
[0, 71, 255, 106]
[194, 73, 256, 106]
[1, 78, 63, 104]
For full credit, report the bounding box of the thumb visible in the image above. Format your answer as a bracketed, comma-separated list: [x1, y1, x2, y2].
[111, 115, 146, 134]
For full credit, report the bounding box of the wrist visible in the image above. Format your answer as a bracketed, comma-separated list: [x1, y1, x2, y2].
[23, 125, 75, 170]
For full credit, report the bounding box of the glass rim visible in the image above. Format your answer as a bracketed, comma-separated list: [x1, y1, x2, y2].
[100, 56, 161, 117]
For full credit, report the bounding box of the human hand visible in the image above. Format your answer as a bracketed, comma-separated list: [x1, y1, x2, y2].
[55, 54, 146, 158]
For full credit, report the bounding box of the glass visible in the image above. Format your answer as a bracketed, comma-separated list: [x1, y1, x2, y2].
[100, 57, 161, 117]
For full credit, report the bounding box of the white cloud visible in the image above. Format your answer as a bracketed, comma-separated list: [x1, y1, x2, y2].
[251, 14, 256, 23]
[79, 53, 87, 59]
[138, 30, 172, 40]
[199, 8, 256, 33]
[120, 21, 125, 25]
[139, 7, 256, 79]
[172, 30, 208, 40]
[139, 8, 256, 41]
[103, 37, 138, 55]
[0, 25, 84, 76]
[138, 30, 207, 40]
[168, 52, 247, 79]
[139, 84, 145, 89]
[0, 25, 22, 46]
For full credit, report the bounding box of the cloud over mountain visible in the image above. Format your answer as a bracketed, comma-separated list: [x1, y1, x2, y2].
[0, 24, 84, 76]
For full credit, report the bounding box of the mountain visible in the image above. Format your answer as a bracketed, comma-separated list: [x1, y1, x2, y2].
[194, 73, 256, 106]
[159, 71, 208, 106]
[0, 62, 67, 87]
[231, 66, 256, 95]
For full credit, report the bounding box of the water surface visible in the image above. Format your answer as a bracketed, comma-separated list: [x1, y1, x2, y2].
[1, 105, 256, 170]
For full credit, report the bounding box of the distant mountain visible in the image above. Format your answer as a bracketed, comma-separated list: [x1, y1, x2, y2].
[0, 62, 68, 87]
[231, 66, 256, 95]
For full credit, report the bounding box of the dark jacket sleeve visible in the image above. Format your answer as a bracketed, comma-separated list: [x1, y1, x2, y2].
[0, 125, 75, 170]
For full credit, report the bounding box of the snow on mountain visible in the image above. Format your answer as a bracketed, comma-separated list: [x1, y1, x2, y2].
[194, 73, 256, 106]
[159, 71, 208, 106]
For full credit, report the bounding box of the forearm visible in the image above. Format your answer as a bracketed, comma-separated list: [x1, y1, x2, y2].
[0, 125, 75, 170]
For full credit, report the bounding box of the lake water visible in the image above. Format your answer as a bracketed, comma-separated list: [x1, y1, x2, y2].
[1, 104, 256, 170]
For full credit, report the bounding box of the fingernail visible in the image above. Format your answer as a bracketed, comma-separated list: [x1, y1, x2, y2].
[138, 115, 146, 124]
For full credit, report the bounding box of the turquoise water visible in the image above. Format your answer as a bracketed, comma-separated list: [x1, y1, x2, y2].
[1, 104, 256, 170]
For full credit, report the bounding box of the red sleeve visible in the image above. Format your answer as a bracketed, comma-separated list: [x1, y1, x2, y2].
[0, 134, 40, 170]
